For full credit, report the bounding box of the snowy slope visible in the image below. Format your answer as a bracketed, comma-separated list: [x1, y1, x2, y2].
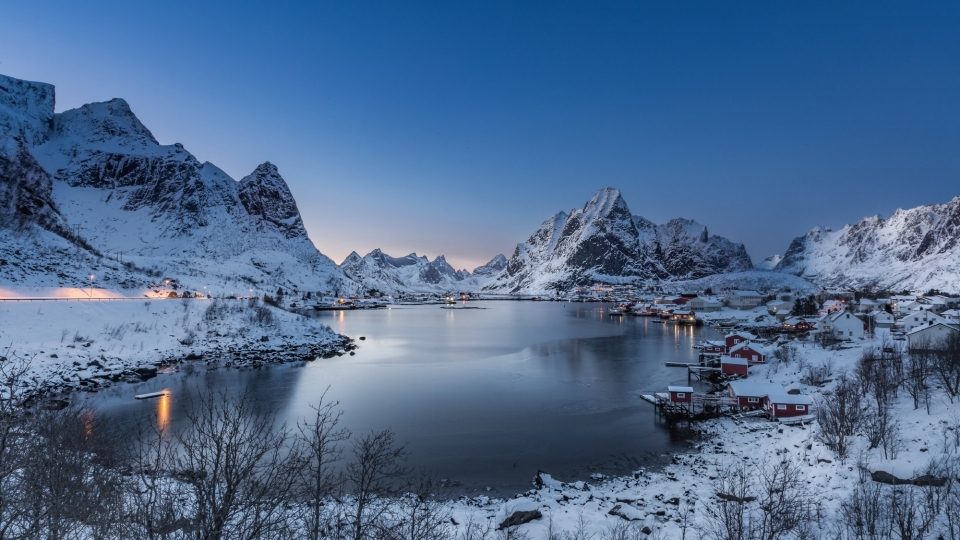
[485, 188, 754, 293]
[754, 254, 782, 270]
[775, 196, 960, 291]
[0, 73, 352, 297]
[340, 249, 505, 294]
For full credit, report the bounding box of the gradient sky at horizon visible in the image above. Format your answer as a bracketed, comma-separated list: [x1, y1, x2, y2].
[2, 1, 959, 271]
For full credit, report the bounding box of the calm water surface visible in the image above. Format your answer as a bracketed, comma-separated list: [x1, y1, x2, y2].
[83, 301, 720, 496]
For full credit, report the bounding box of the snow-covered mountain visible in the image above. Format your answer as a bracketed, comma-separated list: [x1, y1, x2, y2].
[484, 188, 754, 293]
[340, 249, 505, 294]
[754, 254, 782, 271]
[0, 73, 350, 296]
[775, 197, 960, 291]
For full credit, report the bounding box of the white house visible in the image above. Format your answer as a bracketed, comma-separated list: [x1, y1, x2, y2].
[688, 296, 722, 312]
[942, 309, 960, 324]
[819, 311, 864, 340]
[906, 323, 960, 350]
[728, 290, 763, 309]
[766, 299, 794, 319]
[867, 310, 895, 329]
[901, 311, 952, 333]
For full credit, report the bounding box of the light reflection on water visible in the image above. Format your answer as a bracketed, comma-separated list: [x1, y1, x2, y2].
[82, 301, 719, 496]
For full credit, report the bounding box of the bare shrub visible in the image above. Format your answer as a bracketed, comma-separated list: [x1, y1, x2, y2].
[248, 306, 275, 326]
[931, 331, 960, 402]
[173, 390, 302, 540]
[904, 341, 934, 413]
[346, 429, 410, 540]
[840, 482, 892, 540]
[815, 373, 863, 463]
[295, 389, 351, 540]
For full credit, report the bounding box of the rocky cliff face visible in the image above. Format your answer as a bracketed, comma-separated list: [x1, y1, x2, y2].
[239, 162, 307, 239]
[775, 197, 960, 291]
[0, 72, 348, 294]
[484, 188, 754, 293]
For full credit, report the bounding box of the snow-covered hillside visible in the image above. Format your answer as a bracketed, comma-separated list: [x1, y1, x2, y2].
[0, 73, 351, 297]
[484, 188, 754, 293]
[340, 249, 506, 294]
[776, 196, 960, 291]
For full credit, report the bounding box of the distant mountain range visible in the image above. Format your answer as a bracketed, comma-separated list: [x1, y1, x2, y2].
[340, 250, 506, 295]
[482, 188, 754, 293]
[2, 72, 959, 296]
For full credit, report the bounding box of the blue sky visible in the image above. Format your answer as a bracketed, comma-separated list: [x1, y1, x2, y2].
[3, 1, 959, 270]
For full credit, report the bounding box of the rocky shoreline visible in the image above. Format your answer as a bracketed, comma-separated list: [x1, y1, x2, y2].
[22, 333, 356, 404]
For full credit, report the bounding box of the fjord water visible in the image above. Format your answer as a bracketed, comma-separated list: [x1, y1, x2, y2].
[87, 301, 719, 496]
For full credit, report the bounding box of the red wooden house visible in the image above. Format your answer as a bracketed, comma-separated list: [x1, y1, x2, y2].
[724, 331, 757, 349]
[721, 356, 749, 376]
[728, 342, 770, 364]
[667, 386, 693, 403]
[765, 392, 812, 418]
[727, 381, 782, 409]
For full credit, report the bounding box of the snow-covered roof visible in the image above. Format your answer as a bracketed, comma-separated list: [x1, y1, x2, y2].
[767, 391, 811, 405]
[668, 386, 694, 393]
[732, 290, 761, 296]
[906, 323, 960, 337]
[725, 331, 757, 340]
[728, 381, 783, 397]
[721, 357, 748, 366]
[692, 296, 722, 304]
[730, 342, 773, 355]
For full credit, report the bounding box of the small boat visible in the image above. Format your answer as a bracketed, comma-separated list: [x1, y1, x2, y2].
[135, 391, 167, 400]
[651, 319, 664, 324]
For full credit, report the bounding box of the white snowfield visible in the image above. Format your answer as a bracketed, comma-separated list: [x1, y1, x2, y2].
[0, 294, 344, 396]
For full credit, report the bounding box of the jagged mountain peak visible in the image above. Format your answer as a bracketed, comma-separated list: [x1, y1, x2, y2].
[472, 254, 508, 278]
[484, 188, 753, 293]
[1, 72, 348, 295]
[238, 162, 306, 239]
[52, 97, 159, 151]
[775, 195, 960, 290]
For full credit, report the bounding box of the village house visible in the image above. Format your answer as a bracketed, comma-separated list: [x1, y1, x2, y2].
[906, 323, 960, 350]
[727, 381, 783, 409]
[667, 386, 694, 404]
[901, 310, 952, 333]
[688, 296, 722, 312]
[724, 331, 758, 349]
[728, 341, 772, 364]
[818, 310, 864, 340]
[765, 390, 813, 418]
[942, 309, 960, 325]
[867, 310, 895, 329]
[727, 290, 763, 309]
[820, 299, 845, 314]
[727, 381, 812, 417]
[782, 316, 814, 333]
[857, 298, 882, 313]
[720, 356, 749, 376]
[766, 299, 794, 319]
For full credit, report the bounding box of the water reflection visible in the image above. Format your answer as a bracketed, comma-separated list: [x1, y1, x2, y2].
[156, 391, 170, 433]
[86, 301, 720, 496]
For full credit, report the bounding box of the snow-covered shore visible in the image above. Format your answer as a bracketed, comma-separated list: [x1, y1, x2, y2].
[0, 294, 351, 397]
[442, 330, 959, 537]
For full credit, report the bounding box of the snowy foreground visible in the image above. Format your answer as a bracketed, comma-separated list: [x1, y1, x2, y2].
[0, 294, 349, 396]
[439, 331, 959, 538]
